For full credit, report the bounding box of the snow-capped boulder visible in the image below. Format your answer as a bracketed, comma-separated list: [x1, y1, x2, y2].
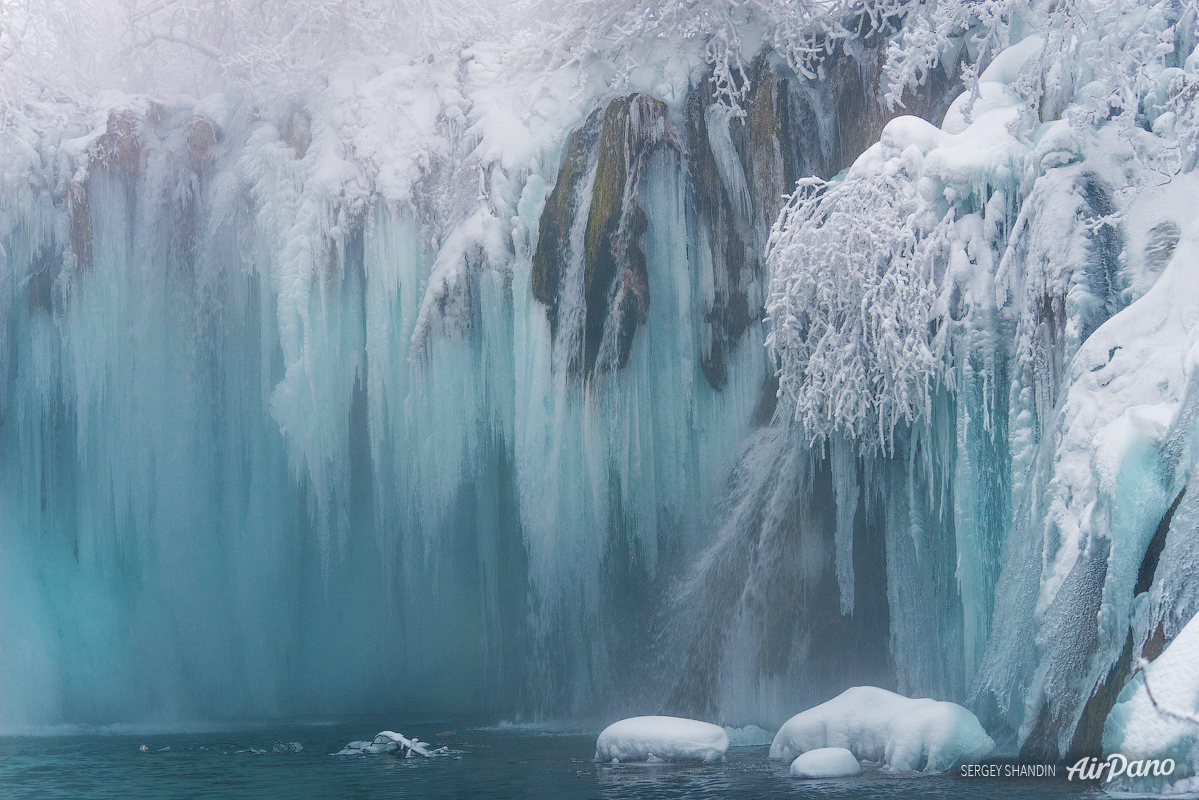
[1103, 613, 1199, 794]
[595, 716, 729, 763]
[770, 686, 993, 772]
[790, 747, 862, 778]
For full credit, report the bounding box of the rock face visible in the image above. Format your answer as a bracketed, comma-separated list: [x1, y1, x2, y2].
[531, 37, 960, 390]
[532, 93, 673, 376]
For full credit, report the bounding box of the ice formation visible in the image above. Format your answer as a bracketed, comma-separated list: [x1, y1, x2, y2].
[724, 724, 775, 747]
[334, 731, 443, 757]
[769, 687, 993, 773]
[789, 747, 862, 778]
[2, 0, 1199, 771]
[595, 716, 729, 763]
[1104, 613, 1199, 794]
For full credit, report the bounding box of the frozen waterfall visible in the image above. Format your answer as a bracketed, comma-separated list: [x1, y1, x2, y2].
[3, 0, 1199, 774]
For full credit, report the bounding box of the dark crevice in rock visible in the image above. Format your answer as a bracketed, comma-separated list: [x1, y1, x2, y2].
[1079, 174, 1125, 342]
[1136, 488, 1186, 597]
[27, 246, 61, 316]
[1066, 631, 1135, 763]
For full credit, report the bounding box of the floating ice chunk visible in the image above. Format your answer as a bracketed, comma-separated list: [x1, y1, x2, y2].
[770, 687, 994, 773]
[335, 731, 436, 757]
[272, 741, 303, 753]
[1104, 613, 1199, 793]
[595, 716, 729, 763]
[790, 747, 862, 778]
[724, 724, 775, 747]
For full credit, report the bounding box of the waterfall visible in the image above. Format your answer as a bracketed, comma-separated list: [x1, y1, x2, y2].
[3, 1, 1199, 765]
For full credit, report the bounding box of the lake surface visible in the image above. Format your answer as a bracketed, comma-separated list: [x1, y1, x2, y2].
[0, 718, 1102, 799]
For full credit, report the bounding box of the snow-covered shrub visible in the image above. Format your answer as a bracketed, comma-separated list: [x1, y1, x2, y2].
[882, 0, 1026, 112]
[764, 166, 947, 450]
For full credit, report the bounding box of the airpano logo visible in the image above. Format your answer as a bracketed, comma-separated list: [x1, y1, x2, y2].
[1066, 755, 1176, 783]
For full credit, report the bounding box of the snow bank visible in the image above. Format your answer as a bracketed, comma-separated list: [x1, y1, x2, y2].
[790, 747, 862, 778]
[769, 687, 994, 772]
[595, 716, 729, 763]
[1104, 613, 1199, 794]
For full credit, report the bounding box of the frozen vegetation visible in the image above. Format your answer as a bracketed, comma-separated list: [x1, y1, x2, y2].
[2, 0, 1199, 782]
[595, 716, 729, 763]
[770, 686, 993, 772]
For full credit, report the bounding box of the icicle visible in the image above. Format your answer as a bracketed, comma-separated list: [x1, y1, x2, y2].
[831, 434, 858, 616]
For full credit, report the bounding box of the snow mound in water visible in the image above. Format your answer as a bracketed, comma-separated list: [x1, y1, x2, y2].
[790, 747, 862, 778]
[770, 687, 993, 772]
[334, 731, 447, 757]
[1104, 613, 1199, 794]
[595, 716, 729, 763]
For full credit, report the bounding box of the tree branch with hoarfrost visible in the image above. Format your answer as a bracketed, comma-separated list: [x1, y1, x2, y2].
[2, 0, 933, 120]
[765, 172, 949, 451]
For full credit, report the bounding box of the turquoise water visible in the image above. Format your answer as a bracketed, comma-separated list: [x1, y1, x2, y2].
[0, 719, 1099, 799]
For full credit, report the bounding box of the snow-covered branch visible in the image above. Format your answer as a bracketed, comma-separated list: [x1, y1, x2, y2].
[765, 168, 948, 451]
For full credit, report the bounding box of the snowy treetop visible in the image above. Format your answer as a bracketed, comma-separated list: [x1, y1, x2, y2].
[767, 0, 1199, 451]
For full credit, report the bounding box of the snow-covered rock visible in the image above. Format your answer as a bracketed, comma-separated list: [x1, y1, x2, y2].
[790, 747, 862, 778]
[770, 687, 994, 772]
[1104, 613, 1199, 794]
[595, 716, 729, 763]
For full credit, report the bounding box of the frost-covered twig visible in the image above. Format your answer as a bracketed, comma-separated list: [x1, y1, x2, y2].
[765, 169, 947, 452]
[1132, 658, 1199, 728]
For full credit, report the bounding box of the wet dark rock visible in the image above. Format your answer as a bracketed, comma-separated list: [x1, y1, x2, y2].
[531, 93, 672, 377]
[68, 181, 92, 272]
[531, 109, 600, 331]
[187, 118, 220, 174]
[26, 246, 60, 316]
[1065, 631, 1134, 763]
[94, 109, 142, 174]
